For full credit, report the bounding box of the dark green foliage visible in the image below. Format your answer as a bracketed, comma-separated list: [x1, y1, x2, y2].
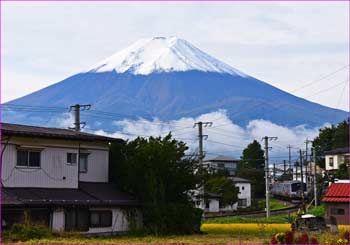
[334, 163, 350, 179]
[109, 134, 203, 235]
[204, 176, 239, 207]
[313, 120, 349, 168]
[8, 223, 51, 241]
[236, 140, 265, 199]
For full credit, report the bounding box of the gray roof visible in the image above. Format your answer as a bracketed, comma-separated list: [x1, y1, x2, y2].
[2, 182, 140, 207]
[205, 155, 239, 162]
[324, 147, 350, 155]
[1, 123, 122, 143]
[229, 177, 251, 183]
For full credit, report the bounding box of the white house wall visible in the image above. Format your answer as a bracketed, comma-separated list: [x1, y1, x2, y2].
[88, 208, 129, 234]
[79, 149, 109, 183]
[2, 144, 79, 188]
[236, 182, 251, 207]
[52, 209, 65, 232]
[1, 137, 110, 188]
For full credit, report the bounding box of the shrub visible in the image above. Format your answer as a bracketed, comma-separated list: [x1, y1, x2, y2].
[275, 232, 286, 244]
[271, 236, 278, 244]
[295, 233, 309, 244]
[9, 223, 51, 241]
[310, 237, 319, 244]
[285, 231, 294, 244]
[343, 231, 350, 241]
[308, 206, 325, 217]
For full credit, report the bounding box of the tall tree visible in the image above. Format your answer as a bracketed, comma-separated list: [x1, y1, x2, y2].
[109, 134, 203, 235]
[236, 140, 265, 200]
[313, 120, 349, 168]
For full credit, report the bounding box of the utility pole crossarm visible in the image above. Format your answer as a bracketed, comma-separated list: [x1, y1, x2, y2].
[194, 121, 212, 163]
[69, 104, 91, 131]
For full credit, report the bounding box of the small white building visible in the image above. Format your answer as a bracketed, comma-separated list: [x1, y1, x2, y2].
[324, 147, 350, 171]
[196, 177, 251, 213]
[1, 123, 142, 234]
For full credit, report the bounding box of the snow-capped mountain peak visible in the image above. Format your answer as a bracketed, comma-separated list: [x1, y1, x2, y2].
[89, 36, 247, 76]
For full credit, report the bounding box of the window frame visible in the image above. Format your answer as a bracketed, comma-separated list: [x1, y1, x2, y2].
[238, 198, 247, 207]
[79, 153, 89, 173]
[16, 149, 41, 168]
[329, 157, 334, 167]
[331, 208, 345, 215]
[67, 153, 77, 165]
[89, 210, 112, 228]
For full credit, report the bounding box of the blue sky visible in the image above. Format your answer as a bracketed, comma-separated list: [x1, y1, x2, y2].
[2, 1, 349, 111]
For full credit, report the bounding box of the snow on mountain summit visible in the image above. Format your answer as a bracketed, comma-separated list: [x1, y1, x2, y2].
[89, 36, 247, 76]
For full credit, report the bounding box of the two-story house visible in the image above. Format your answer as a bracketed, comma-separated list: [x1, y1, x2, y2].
[1, 123, 142, 234]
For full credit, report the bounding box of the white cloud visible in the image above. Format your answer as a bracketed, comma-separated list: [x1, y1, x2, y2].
[89, 110, 322, 163]
[49, 112, 74, 129]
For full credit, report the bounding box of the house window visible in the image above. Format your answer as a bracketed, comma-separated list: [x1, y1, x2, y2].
[217, 163, 225, 168]
[79, 154, 89, 173]
[205, 201, 210, 209]
[329, 157, 334, 167]
[331, 208, 345, 215]
[238, 199, 247, 207]
[65, 209, 89, 231]
[242, 186, 245, 191]
[17, 150, 41, 167]
[90, 211, 112, 227]
[67, 153, 77, 164]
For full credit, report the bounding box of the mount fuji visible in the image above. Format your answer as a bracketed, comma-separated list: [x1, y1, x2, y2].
[3, 36, 348, 130]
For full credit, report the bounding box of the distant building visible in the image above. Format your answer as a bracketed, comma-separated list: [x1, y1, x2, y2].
[324, 147, 350, 171]
[1, 123, 142, 234]
[195, 177, 251, 213]
[322, 183, 350, 225]
[203, 155, 239, 176]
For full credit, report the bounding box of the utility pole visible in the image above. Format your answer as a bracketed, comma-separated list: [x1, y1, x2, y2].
[194, 121, 212, 221]
[312, 147, 318, 207]
[69, 104, 91, 131]
[287, 145, 292, 170]
[305, 138, 313, 191]
[283, 160, 287, 175]
[299, 149, 306, 212]
[305, 139, 308, 189]
[194, 122, 212, 163]
[262, 136, 277, 218]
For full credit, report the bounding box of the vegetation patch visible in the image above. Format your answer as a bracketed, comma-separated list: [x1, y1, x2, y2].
[201, 223, 291, 235]
[204, 215, 291, 224]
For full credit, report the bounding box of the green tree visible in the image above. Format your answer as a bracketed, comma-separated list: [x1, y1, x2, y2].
[204, 176, 239, 207]
[236, 140, 265, 199]
[109, 134, 203, 235]
[334, 163, 350, 179]
[313, 120, 349, 168]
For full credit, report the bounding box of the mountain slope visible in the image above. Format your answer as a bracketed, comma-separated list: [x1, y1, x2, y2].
[3, 37, 348, 129]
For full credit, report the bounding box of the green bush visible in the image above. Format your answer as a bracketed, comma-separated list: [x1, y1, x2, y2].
[9, 223, 51, 241]
[308, 205, 325, 217]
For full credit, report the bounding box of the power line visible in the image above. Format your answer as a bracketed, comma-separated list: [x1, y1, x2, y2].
[209, 65, 349, 124]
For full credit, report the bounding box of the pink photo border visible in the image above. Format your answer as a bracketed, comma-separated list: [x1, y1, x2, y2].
[0, 0, 349, 244]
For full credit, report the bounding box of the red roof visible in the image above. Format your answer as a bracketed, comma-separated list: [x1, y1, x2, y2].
[322, 183, 350, 203]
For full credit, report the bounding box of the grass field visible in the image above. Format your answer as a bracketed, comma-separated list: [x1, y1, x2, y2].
[13, 229, 350, 245]
[269, 198, 290, 210]
[204, 214, 291, 224]
[18, 234, 268, 244]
